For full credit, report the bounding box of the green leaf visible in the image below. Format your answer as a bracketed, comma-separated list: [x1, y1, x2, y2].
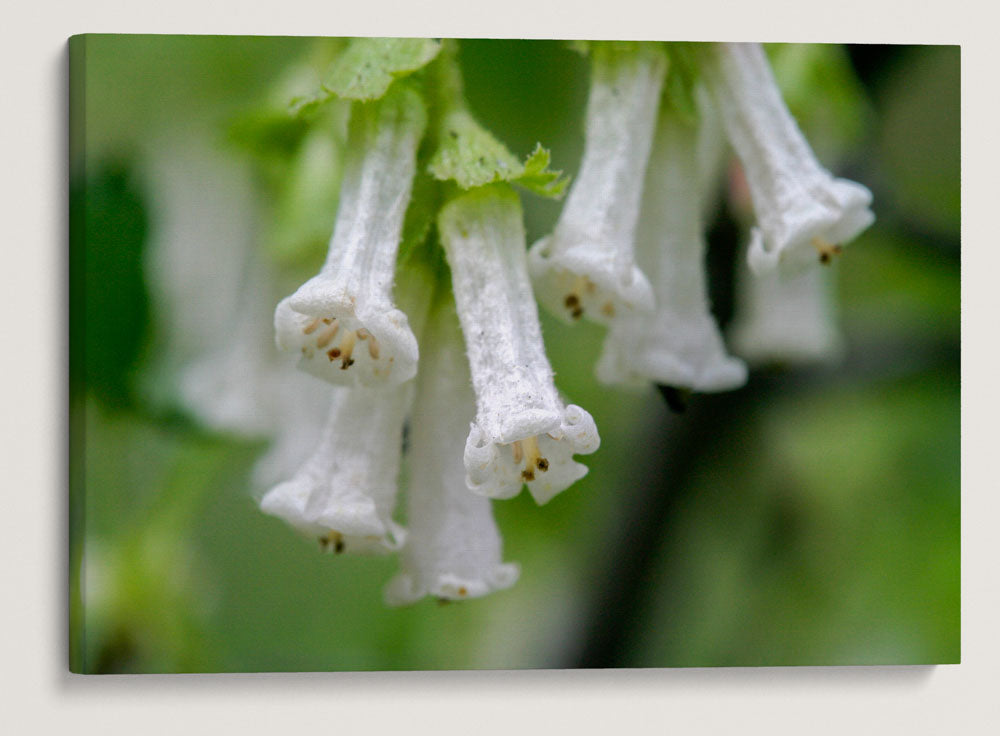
[427, 108, 521, 188]
[427, 109, 567, 197]
[322, 37, 441, 102]
[517, 144, 569, 198]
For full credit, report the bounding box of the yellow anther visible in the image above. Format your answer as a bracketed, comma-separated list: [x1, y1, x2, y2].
[811, 236, 843, 265]
[518, 435, 549, 482]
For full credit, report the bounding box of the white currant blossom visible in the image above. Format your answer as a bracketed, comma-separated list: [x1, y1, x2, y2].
[700, 43, 874, 275]
[384, 298, 520, 604]
[142, 135, 276, 435]
[259, 381, 412, 553]
[528, 43, 666, 325]
[275, 85, 426, 387]
[141, 133, 332, 488]
[439, 186, 600, 505]
[597, 107, 747, 392]
[728, 262, 844, 365]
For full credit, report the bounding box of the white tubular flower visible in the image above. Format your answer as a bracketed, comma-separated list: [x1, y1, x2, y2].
[728, 262, 844, 366]
[438, 186, 600, 505]
[275, 85, 427, 387]
[597, 108, 747, 392]
[528, 43, 667, 325]
[259, 382, 412, 554]
[384, 299, 520, 605]
[700, 43, 874, 274]
[142, 135, 279, 435]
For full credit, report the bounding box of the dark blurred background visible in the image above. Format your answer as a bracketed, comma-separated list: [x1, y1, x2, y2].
[69, 38, 959, 672]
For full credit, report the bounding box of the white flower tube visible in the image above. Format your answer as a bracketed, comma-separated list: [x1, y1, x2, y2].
[597, 108, 747, 392]
[259, 382, 412, 554]
[528, 43, 666, 325]
[141, 135, 278, 435]
[700, 43, 874, 274]
[728, 262, 844, 365]
[384, 299, 520, 605]
[439, 186, 600, 505]
[275, 85, 427, 387]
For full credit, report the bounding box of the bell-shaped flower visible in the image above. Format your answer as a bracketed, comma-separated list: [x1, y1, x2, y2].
[384, 298, 520, 605]
[259, 381, 412, 554]
[700, 43, 874, 275]
[728, 261, 844, 366]
[275, 85, 427, 387]
[438, 186, 600, 505]
[597, 107, 746, 392]
[528, 43, 667, 325]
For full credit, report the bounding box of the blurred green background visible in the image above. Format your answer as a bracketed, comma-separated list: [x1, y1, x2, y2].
[69, 37, 959, 672]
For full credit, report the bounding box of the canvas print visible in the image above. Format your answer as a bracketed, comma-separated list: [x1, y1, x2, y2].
[68, 36, 959, 673]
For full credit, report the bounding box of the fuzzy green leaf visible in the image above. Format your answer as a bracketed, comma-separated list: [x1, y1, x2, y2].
[322, 37, 441, 101]
[427, 108, 522, 188]
[516, 144, 569, 198]
[428, 110, 567, 197]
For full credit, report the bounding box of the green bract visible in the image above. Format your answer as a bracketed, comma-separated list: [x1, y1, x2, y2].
[302, 37, 442, 107]
[428, 112, 567, 197]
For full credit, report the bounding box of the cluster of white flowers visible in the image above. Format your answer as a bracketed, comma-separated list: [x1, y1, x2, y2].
[246, 41, 874, 604]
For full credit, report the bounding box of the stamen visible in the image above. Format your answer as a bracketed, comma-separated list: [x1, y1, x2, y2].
[302, 317, 322, 335]
[564, 275, 595, 320]
[355, 328, 380, 359]
[511, 440, 524, 464]
[338, 331, 357, 370]
[319, 531, 345, 554]
[519, 435, 548, 481]
[811, 237, 843, 265]
[315, 319, 340, 348]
